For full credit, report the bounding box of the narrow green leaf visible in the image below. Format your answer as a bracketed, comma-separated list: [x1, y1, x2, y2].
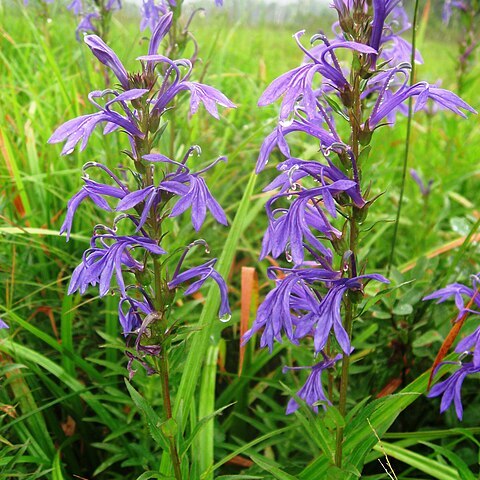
[421, 441, 476, 480]
[124, 380, 170, 452]
[197, 344, 219, 479]
[373, 442, 460, 480]
[51, 451, 63, 480]
[201, 425, 297, 478]
[250, 453, 298, 480]
[61, 293, 74, 377]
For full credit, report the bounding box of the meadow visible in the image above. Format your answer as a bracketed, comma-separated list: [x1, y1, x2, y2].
[0, 1, 479, 478]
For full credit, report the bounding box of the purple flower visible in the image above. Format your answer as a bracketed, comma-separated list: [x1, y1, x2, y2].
[116, 150, 228, 232]
[51, 14, 234, 157]
[84, 35, 130, 89]
[67, 0, 83, 15]
[410, 169, 433, 196]
[168, 259, 230, 317]
[69, 233, 166, 297]
[455, 326, 480, 367]
[181, 82, 235, 119]
[140, 0, 165, 32]
[160, 159, 228, 231]
[147, 10, 173, 56]
[116, 185, 162, 231]
[243, 269, 387, 355]
[0, 319, 9, 329]
[242, 267, 341, 351]
[48, 89, 147, 155]
[262, 180, 355, 265]
[258, 32, 376, 120]
[256, 118, 340, 173]
[263, 157, 365, 209]
[119, 295, 154, 335]
[284, 354, 341, 414]
[105, 0, 121, 11]
[368, 79, 476, 129]
[311, 274, 389, 354]
[139, 56, 236, 118]
[428, 361, 480, 420]
[75, 13, 100, 40]
[442, 0, 468, 24]
[423, 275, 480, 321]
[61, 177, 128, 240]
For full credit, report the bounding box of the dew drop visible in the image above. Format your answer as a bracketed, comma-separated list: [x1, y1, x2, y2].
[286, 252, 293, 263]
[279, 118, 294, 128]
[219, 313, 231, 323]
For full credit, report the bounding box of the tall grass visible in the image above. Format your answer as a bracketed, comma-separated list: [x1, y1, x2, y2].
[0, 2, 479, 478]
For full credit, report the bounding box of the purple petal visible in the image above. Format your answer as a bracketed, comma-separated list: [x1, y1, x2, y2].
[84, 35, 129, 89]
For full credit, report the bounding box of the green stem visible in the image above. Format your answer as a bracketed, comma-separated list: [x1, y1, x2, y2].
[335, 67, 362, 468]
[335, 208, 359, 467]
[386, 0, 420, 275]
[135, 99, 183, 478]
[156, 351, 183, 480]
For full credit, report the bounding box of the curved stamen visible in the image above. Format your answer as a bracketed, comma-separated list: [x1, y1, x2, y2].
[82, 161, 130, 192]
[172, 239, 210, 280]
[195, 156, 227, 175]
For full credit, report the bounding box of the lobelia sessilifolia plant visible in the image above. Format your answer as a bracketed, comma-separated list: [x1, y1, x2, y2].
[424, 273, 480, 420]
[243, 0, 475, 469]
[442, 0, 479, 94]
[48, 12, 234, 478]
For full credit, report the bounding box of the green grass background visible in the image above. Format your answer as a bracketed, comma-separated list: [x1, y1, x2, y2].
[0, 1, 479, 478]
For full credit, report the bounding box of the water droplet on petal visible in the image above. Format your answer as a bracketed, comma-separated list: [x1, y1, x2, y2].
[219, 313, 231, 323]
[279, 118, 294, 128]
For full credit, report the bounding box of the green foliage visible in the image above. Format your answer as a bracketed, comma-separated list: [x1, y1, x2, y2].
[0, 2, 479, 479]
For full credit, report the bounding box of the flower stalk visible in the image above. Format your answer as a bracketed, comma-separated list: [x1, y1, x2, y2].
[335, 51, 365, 469]
[50, 12, 234, 474]
[245, 0, 474, 473]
